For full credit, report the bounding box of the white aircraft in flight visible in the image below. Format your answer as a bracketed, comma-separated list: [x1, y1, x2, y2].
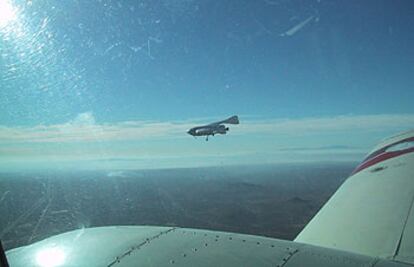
[3, 130, 414, 267]
[187, 115, 239, 141]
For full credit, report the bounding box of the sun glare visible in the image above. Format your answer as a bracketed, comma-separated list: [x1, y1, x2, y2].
[36, 247, 66, 267]
[0, 0, 17, 28]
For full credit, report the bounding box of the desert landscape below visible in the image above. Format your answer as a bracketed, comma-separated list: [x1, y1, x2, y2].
[0, 162, 355, 250]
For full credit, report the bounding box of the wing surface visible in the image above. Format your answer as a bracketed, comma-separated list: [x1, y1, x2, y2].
[295, 130, 414, 264]
[5, 226, 410, 267]
[208, 115, 239, 126]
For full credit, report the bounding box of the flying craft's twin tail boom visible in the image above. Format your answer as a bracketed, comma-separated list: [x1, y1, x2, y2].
[187, 115, 239, 141]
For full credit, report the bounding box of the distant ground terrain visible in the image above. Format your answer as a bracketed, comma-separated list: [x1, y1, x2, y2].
[0, 163, 354, 250]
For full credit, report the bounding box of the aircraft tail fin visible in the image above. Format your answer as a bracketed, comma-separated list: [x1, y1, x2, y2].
[222, 115, 239, 125]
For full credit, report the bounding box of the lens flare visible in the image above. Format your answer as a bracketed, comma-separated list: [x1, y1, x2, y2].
[0, 0, 17, 28]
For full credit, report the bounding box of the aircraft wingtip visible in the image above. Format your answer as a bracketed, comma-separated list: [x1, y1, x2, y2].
[227, 115, 239, 124]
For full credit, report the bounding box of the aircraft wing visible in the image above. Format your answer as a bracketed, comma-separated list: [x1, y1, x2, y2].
[295, 130, 414, 263]
[5, 226, 411, 267]
[207, 115, 239, 126]
[5, 130, 414, 267]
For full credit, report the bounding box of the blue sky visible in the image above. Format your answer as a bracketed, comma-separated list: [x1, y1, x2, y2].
[1, 0, 414, 171]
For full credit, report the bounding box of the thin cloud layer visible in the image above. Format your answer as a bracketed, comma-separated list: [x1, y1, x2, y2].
[0, 113, 413, 143]
[237, 114, 414, 135]
[1, 113, 412, 171]
[0, 112, 191, 143]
